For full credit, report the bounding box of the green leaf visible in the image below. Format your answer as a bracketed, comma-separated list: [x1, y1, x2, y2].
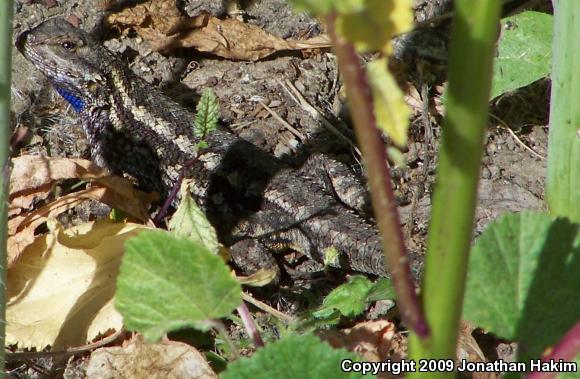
[307, 277, 395, 326]
[366, 278, 396, 302]
[463, 212, 580, 361]
[221, 334, 373, 379]
[168, 181, 219, 254]
[314, 276, 374, 319]
[116, 230, 241, 341]
[194, 88, 219, 140]
[491, 11, 553, 99]
[109, 208, 127, 222]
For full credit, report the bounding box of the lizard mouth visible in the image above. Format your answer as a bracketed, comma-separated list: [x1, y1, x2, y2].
[15, 30, 30, 55]
[15, 29, 44, 67]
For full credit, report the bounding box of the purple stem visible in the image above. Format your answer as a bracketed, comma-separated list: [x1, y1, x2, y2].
[326, 13, 429, 339]
[153, 158, 198, 226]
[237, 303, 264, 348]
[524, 321, 580, 379]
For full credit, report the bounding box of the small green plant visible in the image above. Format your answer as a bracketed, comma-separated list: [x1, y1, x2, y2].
[194, 88, 219, 149]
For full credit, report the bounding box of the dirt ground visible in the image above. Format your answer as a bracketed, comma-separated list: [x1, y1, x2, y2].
[9, 0, 551, 377]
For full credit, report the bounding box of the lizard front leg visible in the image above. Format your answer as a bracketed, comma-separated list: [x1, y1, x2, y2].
[228, 210, 318, 279]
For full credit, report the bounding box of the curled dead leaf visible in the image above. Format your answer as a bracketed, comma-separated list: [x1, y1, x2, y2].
[318, 320, 397, 362]
[107, 0, 330, 60]
[8, 181, 156, 267]
[10, 155, 107, 196]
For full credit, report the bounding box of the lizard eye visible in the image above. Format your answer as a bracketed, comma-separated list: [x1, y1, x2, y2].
[61, 41, 76, 49]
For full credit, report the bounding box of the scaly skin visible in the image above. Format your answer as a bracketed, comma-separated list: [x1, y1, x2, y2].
[16, 18, 424, 278]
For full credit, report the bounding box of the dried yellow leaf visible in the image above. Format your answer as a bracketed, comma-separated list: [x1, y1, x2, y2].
[337, 0, 413, 53]
[7, 220, 151, 349]
[367, 58, 410, 147]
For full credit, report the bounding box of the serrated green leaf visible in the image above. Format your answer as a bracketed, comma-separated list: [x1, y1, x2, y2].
[116, 230, 241, 341]
[313, 276, 374, 319]
[195, 88, 219, 140]
[463, 212, 580, 361]
[168, 181, 218, 254]
[366, 278, 396, 302]
[491, 11, 553, 99]
[221, 334, 373, 379]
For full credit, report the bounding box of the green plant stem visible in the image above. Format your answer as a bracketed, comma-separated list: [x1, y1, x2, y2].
[546, 0, 580, 222]
[0, 0, 14, 372]
[408, 1, 500, 377]
[327, 13, 428, 339]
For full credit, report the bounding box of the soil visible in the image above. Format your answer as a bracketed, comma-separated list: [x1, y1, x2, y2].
[9, 0, 551, 377]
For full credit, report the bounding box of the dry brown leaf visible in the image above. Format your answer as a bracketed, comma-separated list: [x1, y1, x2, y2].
[457, 321, 499, 379]
[9, 183, 53, 217]
[86, 335, 217, 379]
[9, 155, 157, 218]
[8, 155, 157, 265]
[10, 155, 107, 196]
[319, 320, 397, 362]
[7, 220, 150, 349]
[8, 182, 155, 267]
[176, 15, 331, 61]
[107, 0, 330, 60]
[8, 191, 87, 266]
[91, 177, 158, 222]
[319, 320, 403, 378]
[9, 155, 106, 218]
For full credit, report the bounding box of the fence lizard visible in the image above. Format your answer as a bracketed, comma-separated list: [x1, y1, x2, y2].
[16, 18, 423, 279]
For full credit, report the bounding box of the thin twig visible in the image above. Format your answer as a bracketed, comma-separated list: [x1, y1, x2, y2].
[280, 79, 363, 158]
[490, 113, 546, 160]
[258, 100, 305, 142]
[6, 329, 126, 361]
[242, 292, 293, 323]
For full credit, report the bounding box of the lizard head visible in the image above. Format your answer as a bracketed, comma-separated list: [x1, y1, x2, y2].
[16, 18, 110, 112]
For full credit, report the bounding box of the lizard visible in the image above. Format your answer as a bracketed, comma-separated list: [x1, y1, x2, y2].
[16, 17, 423, 279]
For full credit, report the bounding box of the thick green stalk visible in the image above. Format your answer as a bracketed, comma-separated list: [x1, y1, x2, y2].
[0, 0, 14, 373]
[546, 0, 580, 222]
[408, 1, 500, 378]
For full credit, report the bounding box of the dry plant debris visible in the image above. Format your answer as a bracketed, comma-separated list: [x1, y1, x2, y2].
[8, 155, 157, 266]
[86, 335, 217, 379]
[107, 0, 331, 60]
